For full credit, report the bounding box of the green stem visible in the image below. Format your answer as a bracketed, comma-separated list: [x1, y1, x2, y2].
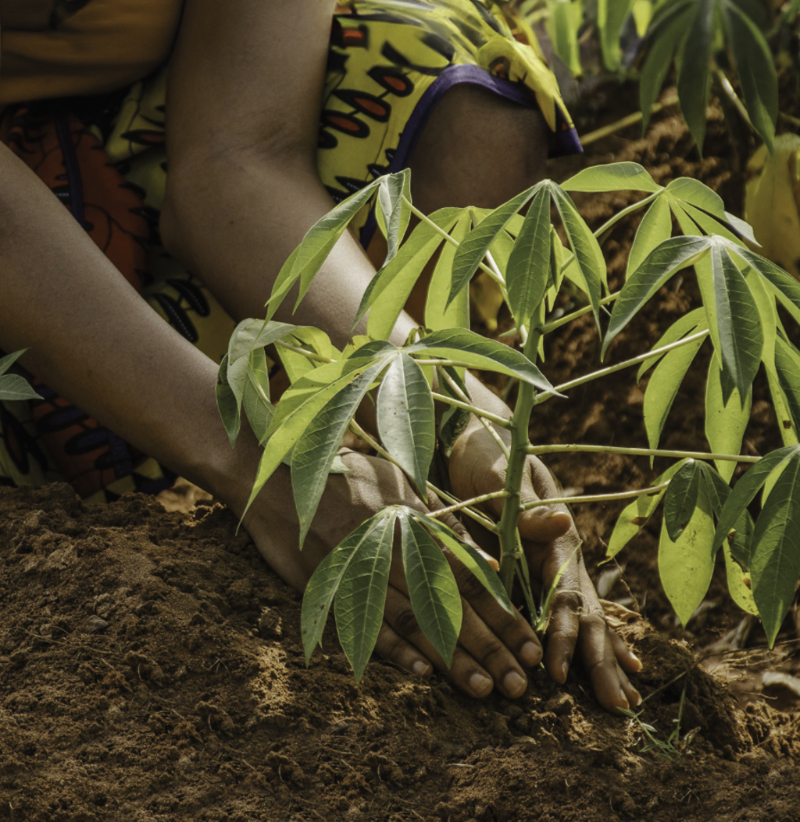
[533, 329, 711, 405]
[541, 291, 620, 335]
[497, 326, 542, 594]
[520, 481, 672, 512]
[580, 93, 680, 146]
[527, 443, 760, 464]
[430, 391, 512, 429]
[425, 490, 509, 520]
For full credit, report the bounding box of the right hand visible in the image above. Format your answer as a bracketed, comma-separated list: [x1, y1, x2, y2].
[242, 450, 544, 699]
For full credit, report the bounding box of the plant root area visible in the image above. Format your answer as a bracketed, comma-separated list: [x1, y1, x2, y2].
[2, 85, 800, 822]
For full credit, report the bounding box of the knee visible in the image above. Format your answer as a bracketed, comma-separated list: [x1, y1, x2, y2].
[407, 84, 550, 213]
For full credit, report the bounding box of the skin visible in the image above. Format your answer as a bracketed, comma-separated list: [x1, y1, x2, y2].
[0, 0, 641, 712]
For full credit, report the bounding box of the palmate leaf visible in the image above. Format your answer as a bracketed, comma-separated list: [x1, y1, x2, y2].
[266, 175, 385, 320]
[0, 349, 28, 378]
[505, 187, 551, 329]
[698, 461, 753, 566]
[292, 360, 389, 547]
[360, 208, 463, 338]
[547, 0, 583, 76]
[729, 244, 800, 328]
[705, 352, 751, 482]
[242, 348, 274, 443]
[334, 509, 397, 681]
[676, 0, 716, 153]
[300, 510, 396, 678]
[775, 337, 800, 436]
[606, 460, 689, 559]
[627, 193, 673, 279]
[562, 162, 662, 194]
[666, 178, 727, 220]
[712, 445, 800, 551]
[637, 307, 707, 380]
[0, 374, 42, 402]
[426, 213, 471, 332]
[602, 236, 711, 358]
[400, 517, 462, 666]
[663, 459, 703, 542]
[376, 354, 435, 495]
[750, 451, 800, 646]
[710, 244, 763, 403]
[418, 513, 513, 615]
[407, 328, 553, 392]
[228, 319, 298, 366]
[448, 185, 540, 309]
[658, 477, 716, 627]
[598, 0, 635, 71]
[375, 168, 412, 268]
[216, 353, 247, 447]
[643, 330, 706, 454]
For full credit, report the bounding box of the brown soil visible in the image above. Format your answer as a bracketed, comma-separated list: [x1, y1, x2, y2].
[2, 85, 800, 822]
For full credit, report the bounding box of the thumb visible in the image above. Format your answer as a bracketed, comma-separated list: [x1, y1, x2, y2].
[517, 460, 572, 544]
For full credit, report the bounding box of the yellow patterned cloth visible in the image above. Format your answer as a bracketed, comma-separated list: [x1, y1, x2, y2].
[0, 0, 578, 503]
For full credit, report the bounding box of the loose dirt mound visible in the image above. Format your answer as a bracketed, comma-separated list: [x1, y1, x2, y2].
[0, 483, 798, 822]
[2, 84, 800, 821]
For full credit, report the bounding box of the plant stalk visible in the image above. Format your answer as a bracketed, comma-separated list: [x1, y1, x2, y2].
[519, 481, 672, 511]
[497, 326, 542, 594]
[527, 443, 760, 464]
[430, 391, 512, 429]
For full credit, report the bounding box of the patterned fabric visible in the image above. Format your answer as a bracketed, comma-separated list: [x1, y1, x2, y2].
[0, 0, 578, 503]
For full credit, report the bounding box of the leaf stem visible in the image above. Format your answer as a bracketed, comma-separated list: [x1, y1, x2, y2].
[580, 93, 680, 146]
[533, 329, 711, 405]
[425, 490, 509, 520]
[430, 391, 512, 429]
[541, 291, 620, 335]
[526, 443, 760, 464]
[437, 367, 510, 459]
[275, 340, 334, 363]
[715, 69, 754, 132]
[519, 481, 672, 511]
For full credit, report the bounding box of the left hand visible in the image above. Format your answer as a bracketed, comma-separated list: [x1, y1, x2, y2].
[448, 414, 643, 715]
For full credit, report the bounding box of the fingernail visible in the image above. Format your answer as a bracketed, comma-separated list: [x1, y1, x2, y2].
[503, 671, 527, 698]
[532, 507, 560, 520]
[618, 688, 630, 710]
[469, 672, 493, 697]
[630, 653, 643, 672]
[520, 641, 542, 667]
[560, 662, 569, 683]
[412, 660, 430, 677]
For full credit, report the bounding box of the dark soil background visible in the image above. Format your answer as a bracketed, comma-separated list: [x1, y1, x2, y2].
[1, 84, 800, 822]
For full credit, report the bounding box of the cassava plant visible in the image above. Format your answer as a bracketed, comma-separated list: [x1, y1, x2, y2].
[218, 162, 800, 680]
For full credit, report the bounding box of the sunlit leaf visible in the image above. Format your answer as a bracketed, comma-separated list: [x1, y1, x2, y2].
[228, 319, 298, 365]
[400, 516, 462, 666]
[637, 307, 707, 380]
[598, 0, 635, 71]
[376, 168, 412, 268]
[243, 348, 275, 443]
[705, 352, 752, 482]
[729, 244, 800, 328]
[426, 213, 471, 332]
[666, 178, 727, 221]
[377, 354, 435, 494]
[724, 543, 758, 616]
[335, 509, 397, 681]
[664, 459, 703, 541]
[562, 162, 661, 194]
[627, 193, 673, 279]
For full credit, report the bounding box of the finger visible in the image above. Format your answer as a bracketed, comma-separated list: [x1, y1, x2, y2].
[425, 489, 499, 570]
[518, 457, 572, 543]
[609, 628, 643, 675]
[543, 588, 580, 684]
[383, 587, 495, 698]
[374, 621, 434, 678]
[578, 610, 642, 714]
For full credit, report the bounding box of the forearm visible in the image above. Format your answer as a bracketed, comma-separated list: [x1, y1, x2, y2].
[0, 145, 259, 510]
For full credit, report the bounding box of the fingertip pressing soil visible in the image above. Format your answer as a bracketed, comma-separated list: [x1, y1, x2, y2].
[2, 82, 800, 821]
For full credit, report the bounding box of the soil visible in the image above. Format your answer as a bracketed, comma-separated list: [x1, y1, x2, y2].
[2, 84, 800, 822]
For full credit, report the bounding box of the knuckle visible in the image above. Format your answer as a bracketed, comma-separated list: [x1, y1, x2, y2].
[454, 567, 489, 601]
[392, 605, 421, 639]
[580, 611, 608, 632]
[553, 591, 582, 612]
[478, 639, 509, 668]
[548, 627, 579, 645]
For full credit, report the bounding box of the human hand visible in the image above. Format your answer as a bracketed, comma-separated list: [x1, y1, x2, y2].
[242, 450, 547, 699]
[448, 416, 643, 714]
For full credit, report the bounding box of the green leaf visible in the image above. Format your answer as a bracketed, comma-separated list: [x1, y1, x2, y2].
[448, 186, 538, 308]
[267, 176, 384, 319]
[426, 213, 471, 332]
[437, 367, 471, 459]
[228, 319, 298, 366]
[335, 509, 397, 681]
[407, 328, 553, 392]
[603, 236, 711, 358]
[637, 307, 707, 380]
[723, 543, 758, 616]
[712, 445, 800, 550]
[658, 478, 716, 626]
[728, 244, 800, 327]
[357, 208, 462, 335]
[376, 169, 412, 268]
[724, 3, 777, 152]
[710, 244, 763, 402]
[300, 514, 388, 664]
[696, 461, 754, 566]
[0, 349, 28, 378]
[749, 451, 800, 646]
[0, 373, 42, 402]
[606, 460, 689, 559]
[562, 162, 662, 194]
[216, 354, 244, 447]
[242, 348, 275, 443]
[640, 1, 693, 133]
[505, 188, 551, 329]
[417, 513, 514, 616]
[676, 0, 716, 153]
[705, 352, 752, 482]
[548, 0, 583, 75]
[678, 202, 742, 245]
[548, 182, 606, 326]
[666, 178, 727, 220]
[627, 193, 673, 279]
[664, 459, 703, 541]
[774, 337, 800, 436]
[643, 328, 706, 453]
[598, 0, 635, 71]
[292, 360, 388, 546]
[377, 354, 435, 495]
[400, 517, 462, 666]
